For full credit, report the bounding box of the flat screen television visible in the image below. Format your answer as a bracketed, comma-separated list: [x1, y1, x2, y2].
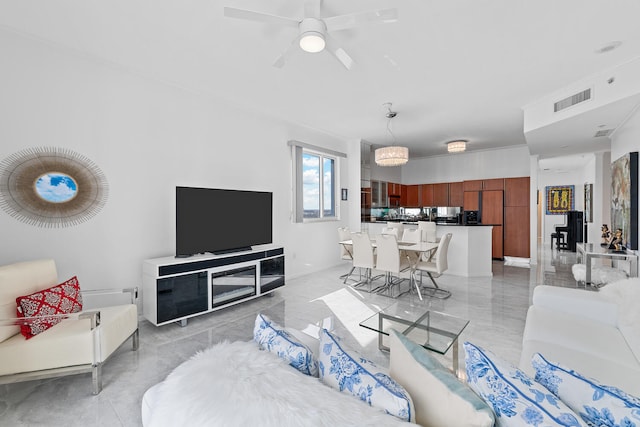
[176, 186, 273, 257]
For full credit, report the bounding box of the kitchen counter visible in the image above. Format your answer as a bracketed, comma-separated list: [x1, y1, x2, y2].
[362, 221, 494, 277]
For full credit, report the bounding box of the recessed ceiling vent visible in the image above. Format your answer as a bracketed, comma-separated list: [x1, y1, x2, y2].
[594, 129, 613, 138]
[554, 88, 592, 112]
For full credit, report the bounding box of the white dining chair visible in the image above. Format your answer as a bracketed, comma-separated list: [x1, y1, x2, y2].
[386, 222, 404, 240]
[350, 232, 377, 292]
[411, 233, 453, 300]
[375, 234, 411, 298]
[417, 221, 438, 243]
[337, 227, 356, 283]
[381, 227, 400, 239]
[400, 228, 421, 265]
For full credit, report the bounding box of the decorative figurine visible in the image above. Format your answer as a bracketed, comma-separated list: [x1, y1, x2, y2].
[601, 224, 610, 246]
[608, 228, 624, 251]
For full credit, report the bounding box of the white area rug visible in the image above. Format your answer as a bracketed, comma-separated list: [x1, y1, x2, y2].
[145, 340, 411, 427]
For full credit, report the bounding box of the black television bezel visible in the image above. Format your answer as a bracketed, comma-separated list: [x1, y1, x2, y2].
[175, 186, 273, 257]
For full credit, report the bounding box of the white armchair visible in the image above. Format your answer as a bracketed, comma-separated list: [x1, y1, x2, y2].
[0, 259, 139, 394]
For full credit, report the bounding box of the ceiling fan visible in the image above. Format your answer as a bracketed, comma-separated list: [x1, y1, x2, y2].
[223, 0, 398, 70]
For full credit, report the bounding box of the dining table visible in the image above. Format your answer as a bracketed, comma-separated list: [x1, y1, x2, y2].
[339, 239, 439, 296]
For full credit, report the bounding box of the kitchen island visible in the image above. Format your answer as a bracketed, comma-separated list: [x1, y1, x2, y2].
[362, 222, 494, 277]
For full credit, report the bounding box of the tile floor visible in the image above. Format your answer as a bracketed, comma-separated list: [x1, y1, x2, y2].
[0, 244, 583, 426]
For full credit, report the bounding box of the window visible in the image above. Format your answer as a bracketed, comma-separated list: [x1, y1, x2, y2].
[301, 152, 335, 219]
[290, 141, 344, 223]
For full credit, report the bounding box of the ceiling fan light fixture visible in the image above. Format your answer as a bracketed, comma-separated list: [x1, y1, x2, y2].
[299, 32, 325, 53]
[375, 146, 409, 167]
[447, 140, 467, 153]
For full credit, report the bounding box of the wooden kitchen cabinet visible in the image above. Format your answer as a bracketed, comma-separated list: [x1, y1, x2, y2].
[503, 177, 530, 258]
[433, 183, 449, 206]
[505, 177, 530, 207]
[405, 185, 421, 207]
[504, 206, 530, 258]
[482, 190, 504, 259]
[448, 182, 464, 207]
[421, 184, 434, 206]
[387, 182, 402, 197]
[482, 178, 504, 191]
[463, 180, 483, 191]
[463, 191, 480, 210]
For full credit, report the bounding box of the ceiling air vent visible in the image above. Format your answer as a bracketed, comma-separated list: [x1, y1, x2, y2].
[554, 88, 591, 112]
[594, 129, 613, 138]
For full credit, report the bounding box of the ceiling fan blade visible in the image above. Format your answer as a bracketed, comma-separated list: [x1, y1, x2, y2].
[273, 38, 300, 68]
[324, 34, 354, 70]
[324, 8, 397, 32]
[224, 7, 299, 28]
[304, 0, 321, 18]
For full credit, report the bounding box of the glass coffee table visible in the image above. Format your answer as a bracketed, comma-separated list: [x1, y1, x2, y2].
[360, 302, 469, 373]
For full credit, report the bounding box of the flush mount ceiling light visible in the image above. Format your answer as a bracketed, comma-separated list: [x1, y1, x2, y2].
[447, 140, 467, 153]
[298, 19, 326, 53]
[375, 102, 409, 167]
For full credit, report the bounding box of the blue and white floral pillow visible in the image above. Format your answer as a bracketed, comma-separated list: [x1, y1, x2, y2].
[318, 328, 414, 422]
[253, 313, 318, 377]
[463, 342, 584, 427]
[532, 353, 640, 427]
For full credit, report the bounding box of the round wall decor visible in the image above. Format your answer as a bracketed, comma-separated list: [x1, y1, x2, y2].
[0, 147, 109, 228]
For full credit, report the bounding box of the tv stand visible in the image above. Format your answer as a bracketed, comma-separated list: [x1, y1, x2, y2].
[143, 246, 284, 326]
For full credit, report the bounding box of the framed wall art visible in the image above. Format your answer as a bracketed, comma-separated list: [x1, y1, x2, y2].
[0, 147, 109, 228]
[584, 183, 593, 223]
[545, 185, 574, 215]
[611, 151, 638, 250]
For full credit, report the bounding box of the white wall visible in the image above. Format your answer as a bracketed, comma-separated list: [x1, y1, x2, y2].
[538, 168, 587, 244]
[0, 29, 351, 297]
[402, 146, 531, 184]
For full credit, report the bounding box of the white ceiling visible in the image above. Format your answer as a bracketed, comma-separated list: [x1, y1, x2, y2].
[1, 0, 639, 163]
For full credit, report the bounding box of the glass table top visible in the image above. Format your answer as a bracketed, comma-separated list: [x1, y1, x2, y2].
[359, 302, 469, 355]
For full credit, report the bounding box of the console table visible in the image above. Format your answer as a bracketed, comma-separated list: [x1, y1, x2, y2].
[576, 243, 638, 285]
[143, 246, 284, 326]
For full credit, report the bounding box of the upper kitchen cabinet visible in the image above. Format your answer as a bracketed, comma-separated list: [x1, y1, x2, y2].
[482, 178, 504, 191]
[405, 185, 421, 207]
[371, 180, 388, 207]
[388, 182, 402, 197]
[433, 183, 449, 206]
[421, 184, 434, 206]
[463, 191, 480, 210]
[448, 182, 464, 207]
[463, 180, 483, 191]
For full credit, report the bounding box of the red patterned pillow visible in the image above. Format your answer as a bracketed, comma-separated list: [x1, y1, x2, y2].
[16, 276, 83, 339]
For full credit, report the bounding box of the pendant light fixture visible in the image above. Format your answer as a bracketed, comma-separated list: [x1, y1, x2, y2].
[375, 103, 409, 167]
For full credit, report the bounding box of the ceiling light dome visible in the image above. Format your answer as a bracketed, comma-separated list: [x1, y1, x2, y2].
[447, 140, 467, 153]
[299, 18, 326, 53]
[299, 32, 325, 52]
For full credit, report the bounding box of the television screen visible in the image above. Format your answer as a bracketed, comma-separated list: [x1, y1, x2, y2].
[176, 187, 273, 257]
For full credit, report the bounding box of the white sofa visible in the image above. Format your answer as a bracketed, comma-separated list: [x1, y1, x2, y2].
[0, 259, 139, 394]
[519, 279, 640, 395]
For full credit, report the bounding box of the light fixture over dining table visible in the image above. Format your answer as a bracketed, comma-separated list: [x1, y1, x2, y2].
[375, 103, 409, 167]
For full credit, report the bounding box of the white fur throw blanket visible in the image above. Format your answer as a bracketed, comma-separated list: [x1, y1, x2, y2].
[144, 340, 411, 427]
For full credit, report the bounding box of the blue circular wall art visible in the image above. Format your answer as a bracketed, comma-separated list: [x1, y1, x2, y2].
[0, 147, 108, 227]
